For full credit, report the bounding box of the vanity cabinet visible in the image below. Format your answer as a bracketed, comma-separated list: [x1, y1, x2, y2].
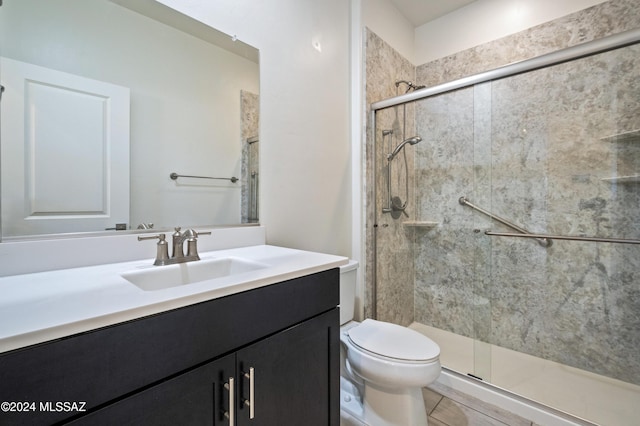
[71, 354, 236, 425]
[0, 268, 339, 425]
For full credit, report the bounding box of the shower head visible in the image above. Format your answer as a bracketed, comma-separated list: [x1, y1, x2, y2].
[387, 136, 422, 161]
[395, 80, 425, 93]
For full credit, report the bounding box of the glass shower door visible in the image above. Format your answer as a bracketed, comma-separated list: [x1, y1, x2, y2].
[484, 42, 640, 423]
[411, 85, 493, 380]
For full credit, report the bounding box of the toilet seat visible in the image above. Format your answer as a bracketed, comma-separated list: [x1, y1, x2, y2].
[347, 319, 439, 362]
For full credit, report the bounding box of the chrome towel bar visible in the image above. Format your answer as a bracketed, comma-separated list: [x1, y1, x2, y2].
[170, 172, 238, 183]
[459, 196, 552, 247]
[485, 231, 640, 245]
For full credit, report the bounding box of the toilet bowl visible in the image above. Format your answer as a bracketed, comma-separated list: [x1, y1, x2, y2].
[339, 261, 441, 426]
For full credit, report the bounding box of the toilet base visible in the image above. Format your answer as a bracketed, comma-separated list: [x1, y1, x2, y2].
[340, 376, 429, 426]
[362, 381, 428, 426]
[340, 377, 368, 426]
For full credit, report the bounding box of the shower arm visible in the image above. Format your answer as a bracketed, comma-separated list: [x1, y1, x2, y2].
[382, 132, 407, 214]
[388, 137, 416, 161]
[382, 160, 407, 214]
[383, 136, 423, 213]
[383, 160, 393, 213]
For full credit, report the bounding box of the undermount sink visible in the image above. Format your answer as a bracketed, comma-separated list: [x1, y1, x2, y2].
[121, 257, 268, 291]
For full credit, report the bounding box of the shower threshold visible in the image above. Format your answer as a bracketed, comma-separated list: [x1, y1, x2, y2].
[410, 322, 640, 426]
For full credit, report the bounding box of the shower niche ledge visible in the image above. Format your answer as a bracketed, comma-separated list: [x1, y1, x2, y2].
[601, 175, 640, 183]
[600, 129, 640, 144]
[402, 221, 439, 229]
[600, 129, 640, 183]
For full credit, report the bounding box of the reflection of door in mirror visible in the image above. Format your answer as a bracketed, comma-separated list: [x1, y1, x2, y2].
[0, 0, 259, 240]
[0, 57, 130, 237]
[241, 91, 259, 223]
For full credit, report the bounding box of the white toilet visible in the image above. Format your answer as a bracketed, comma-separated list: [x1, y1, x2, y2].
[339, 261, 441, 426]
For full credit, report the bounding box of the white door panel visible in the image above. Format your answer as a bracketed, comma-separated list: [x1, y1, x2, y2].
[1, 57, 130, 236]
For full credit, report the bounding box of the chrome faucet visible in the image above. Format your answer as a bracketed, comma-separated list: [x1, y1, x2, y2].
[138, 227, 211, 266]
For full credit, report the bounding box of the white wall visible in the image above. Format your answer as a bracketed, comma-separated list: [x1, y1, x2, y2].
[149, 0, 607, 259]
[158, 0, 352, 257]
[415, 0, 608, 64]
[361, 0, 416, 63]
[357, 0, 609, 67]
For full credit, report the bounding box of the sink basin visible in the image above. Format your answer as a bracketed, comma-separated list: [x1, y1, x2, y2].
[121, 257, 268, 291]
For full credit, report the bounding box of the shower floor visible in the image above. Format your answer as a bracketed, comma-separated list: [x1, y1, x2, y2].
[410, 322, 640, 426]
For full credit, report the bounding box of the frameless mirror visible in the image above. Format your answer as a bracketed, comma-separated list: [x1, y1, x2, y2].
[0, 0, 260, 241]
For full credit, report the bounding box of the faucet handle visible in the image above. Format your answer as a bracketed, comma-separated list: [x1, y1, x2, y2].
[138, 233, 170, 266]
[184, 229, 212, 259]
[189, 229, 212, 237]
[137, 233, 166, 242]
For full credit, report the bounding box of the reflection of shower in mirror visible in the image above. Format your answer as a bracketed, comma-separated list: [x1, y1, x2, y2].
[246, 136, 260, 223]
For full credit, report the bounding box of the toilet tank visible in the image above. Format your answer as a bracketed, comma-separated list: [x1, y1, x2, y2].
[339, 260, 359, 325]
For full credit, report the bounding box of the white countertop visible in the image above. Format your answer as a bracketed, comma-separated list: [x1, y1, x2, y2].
[0, 245, 348, 354]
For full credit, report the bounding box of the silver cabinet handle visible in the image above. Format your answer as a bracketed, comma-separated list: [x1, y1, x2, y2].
[243, 367, 255, 419]
[224, 377, 235, 425]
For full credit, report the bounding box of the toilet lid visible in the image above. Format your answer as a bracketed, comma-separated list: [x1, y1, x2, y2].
[347, 319, 440, 362]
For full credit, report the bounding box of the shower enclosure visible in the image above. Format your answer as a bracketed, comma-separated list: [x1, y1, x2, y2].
[369, 28, 640, 425]
[246, 136, 259, 223]
[241, 90, 259, 223]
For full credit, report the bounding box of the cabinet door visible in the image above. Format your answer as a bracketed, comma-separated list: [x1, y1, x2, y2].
[236, 309, 339, 426]
[68, 354, 236, 426]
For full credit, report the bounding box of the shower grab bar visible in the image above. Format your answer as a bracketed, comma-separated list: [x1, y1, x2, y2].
[170, 172, 238, 183]
[458, 197, 552, 247]
[485, 231, 640, 245]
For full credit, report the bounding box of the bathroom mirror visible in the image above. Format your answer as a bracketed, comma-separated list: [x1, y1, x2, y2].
[0, 0, 260, 240]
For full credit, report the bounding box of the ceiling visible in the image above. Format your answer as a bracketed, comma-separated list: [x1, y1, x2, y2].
[389, 0, 478, 27]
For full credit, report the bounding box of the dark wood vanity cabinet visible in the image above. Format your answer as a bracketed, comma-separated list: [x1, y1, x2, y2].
[70, 354, 237, 425]
[0, 268, 340, 426]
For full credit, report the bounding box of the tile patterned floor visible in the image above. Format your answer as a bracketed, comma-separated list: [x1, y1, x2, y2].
[424, 384, 536, 426]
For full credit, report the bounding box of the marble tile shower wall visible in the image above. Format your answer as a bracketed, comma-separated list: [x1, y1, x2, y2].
[414, 45, 640, 384]
[364, 29, 417, 325]
[365, 0, 640, 385]
[415, 0, 640, 88]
